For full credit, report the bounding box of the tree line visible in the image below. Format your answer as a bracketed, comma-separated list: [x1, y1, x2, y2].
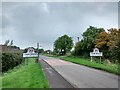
[53, 26, 120, 63]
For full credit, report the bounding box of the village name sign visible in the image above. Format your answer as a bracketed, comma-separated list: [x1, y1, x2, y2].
[23, 47, 38, 58]
[90, 48, 103, 62]
[90, 48, 102, 56]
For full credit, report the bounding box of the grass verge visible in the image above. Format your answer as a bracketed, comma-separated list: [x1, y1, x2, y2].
[49, 55, 120, 75]
[0, 76, 2, 89]
[2, 58, 49, 88]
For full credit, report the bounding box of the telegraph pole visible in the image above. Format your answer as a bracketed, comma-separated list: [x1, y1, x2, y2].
[77, 37, 79, 42]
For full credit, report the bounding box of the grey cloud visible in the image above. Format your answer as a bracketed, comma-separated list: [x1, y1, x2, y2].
[2, 2, 118, 50]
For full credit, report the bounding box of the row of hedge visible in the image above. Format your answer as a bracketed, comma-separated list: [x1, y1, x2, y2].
[2, 53, 24, 72]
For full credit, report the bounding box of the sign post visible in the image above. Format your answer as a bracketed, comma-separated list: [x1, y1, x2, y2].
[37, 43, 39, 62]
[90, 48, 103, 63]
[23, 47, 38, 65]
[91, 56, 93, 62]
[36, 43, 43, 63]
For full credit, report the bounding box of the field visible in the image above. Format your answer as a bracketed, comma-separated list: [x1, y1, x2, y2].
[2, 58, 49, 88]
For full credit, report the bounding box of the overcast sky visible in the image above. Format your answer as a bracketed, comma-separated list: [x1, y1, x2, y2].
[1, 1, 119, 50]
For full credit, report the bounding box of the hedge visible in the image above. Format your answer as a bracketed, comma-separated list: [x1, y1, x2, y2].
[2, 53, 24, 72]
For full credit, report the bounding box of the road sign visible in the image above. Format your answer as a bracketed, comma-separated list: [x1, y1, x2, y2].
[23, 47, 38, 58]
[90, 48, 103, 56]
[90, 52, 103, 56]
[23, 53, 38, 57]
[90, 48, 103, 62]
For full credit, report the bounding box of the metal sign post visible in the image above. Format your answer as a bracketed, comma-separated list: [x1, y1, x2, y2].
[37, 43, 40, 63]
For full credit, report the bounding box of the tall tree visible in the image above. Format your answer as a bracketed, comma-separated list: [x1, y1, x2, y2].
[4, 40, 10, 46]
[9, 40, 13, 46]
[82, 26, 105, 56]
[107, 28, 119, 62]
[95, 31, 109, 58]
[117, 29, 120, 63]
[95, 32, 109, 48]
[95, 28, 120, 62]
[73, 26, 105, 57]
[107, 28, 118, 49]
[54, 34, 73, 55]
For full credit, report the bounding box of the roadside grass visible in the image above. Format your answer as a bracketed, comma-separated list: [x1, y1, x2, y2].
[49, 55, 120, 75]
[2, 58, 49, 88]
[0, 76, 2, 89]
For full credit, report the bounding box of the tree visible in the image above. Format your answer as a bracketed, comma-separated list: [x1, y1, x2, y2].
[107, 28, 118, 49]
[95, 31, 109, 58]
[73, 26, 105, 57]
[54, 34, 73, 55]
[95, 28, 120, 62]
[82, 26, 105, 51]
[76, 26, 105, 56]
[95, 32, 109, 48]
[9, 40, 13, 46]
[72, 41, 83, 56]
[116, 29, 120, 63]
[4, 40, 10, 46]
[107, 28, 119, 62]
[39, 48, 44, 53]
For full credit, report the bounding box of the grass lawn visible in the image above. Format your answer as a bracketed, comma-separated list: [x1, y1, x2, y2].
[2, 58, 49, 88]
[49, 55, 120, 75]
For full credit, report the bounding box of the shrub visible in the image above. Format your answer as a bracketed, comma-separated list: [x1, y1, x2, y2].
[2, 53, 24, 72]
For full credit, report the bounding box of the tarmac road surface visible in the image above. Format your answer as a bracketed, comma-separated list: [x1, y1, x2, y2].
[40, 56, 119, 88]
[40, 59, 74, 88]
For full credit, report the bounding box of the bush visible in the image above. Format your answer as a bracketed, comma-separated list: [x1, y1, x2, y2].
[2, 53, 24, 72]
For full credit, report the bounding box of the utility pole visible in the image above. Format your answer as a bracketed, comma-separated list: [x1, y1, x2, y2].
[77, 37, 79, 42]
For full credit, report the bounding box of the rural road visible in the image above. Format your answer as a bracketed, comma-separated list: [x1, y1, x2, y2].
[40, 56, 119, 88]
[40, 59, 74, 88]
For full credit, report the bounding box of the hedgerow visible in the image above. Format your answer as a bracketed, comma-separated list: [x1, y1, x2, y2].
[2, 53, 24, 72]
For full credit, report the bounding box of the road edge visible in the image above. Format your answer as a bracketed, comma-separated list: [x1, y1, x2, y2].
[41, 59, 78, 88]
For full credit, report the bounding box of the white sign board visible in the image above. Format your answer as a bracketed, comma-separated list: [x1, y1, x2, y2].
[23, 53, 38, 57]
[90, 52, 103, 56]
[90, 48, 103, 56]
[23, 47, 38, 58]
